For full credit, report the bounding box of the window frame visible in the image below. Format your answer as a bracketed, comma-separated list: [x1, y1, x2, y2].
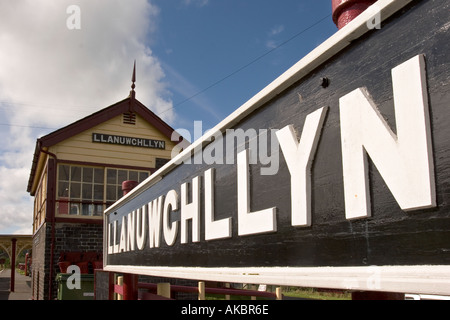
[33, 165, 48, 233]
[55, 164, 150, 219]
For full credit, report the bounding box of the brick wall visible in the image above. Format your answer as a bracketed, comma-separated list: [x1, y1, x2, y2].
[34, 222, 200, 300]
[32, 222, 103, 300]
[31, 224, 50, 300]
[54, 222, 103, 253]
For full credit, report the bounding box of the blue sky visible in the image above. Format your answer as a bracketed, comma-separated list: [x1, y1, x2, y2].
[0, 0, 337, 234]
[153, 0, 336, 133]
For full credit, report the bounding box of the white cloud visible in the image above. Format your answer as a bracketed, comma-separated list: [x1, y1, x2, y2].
[269, 25, 285, 36]
[183, 0, 209, 7]
[0, 0, 173, 127]
[265, 25, 285, 49]
[266, 40, 278, 49]
[0, 166, 32, 234]
[0, 0, 173, 234]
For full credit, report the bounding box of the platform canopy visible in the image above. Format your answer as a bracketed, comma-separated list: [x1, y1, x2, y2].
[0, 235, 32, 263]
[0, 235, 32, 292]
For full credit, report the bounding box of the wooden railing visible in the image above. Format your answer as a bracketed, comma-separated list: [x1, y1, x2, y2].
[111, 273, 283, 300]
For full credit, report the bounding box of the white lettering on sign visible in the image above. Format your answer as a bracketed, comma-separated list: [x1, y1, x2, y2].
[119, 216, 127, 253]
[136, 207, 147, 250]
[107, 55, 436, 254]
[205, 168, 232, 241]
[339, 54, 435, 220]
[237, 149, 277, 236]
[181, 177, 201, 244]
[276, 107, 328, 227]
[149, 196, 163, 248]
[92, 133, 165, 149]
[127, 210, 136, 252]
[163, 190, 179, 246]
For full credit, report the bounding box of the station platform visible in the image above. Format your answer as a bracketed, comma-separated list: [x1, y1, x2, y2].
[0, 269, 32, 300]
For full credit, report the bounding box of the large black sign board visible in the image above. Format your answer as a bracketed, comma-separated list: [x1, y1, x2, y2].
[104, 0, 450, 294]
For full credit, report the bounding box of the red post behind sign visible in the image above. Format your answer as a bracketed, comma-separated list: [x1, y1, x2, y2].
[122, 180, 139, 196]
[122, 274, 138, 300]
[332, 0, 377, 29]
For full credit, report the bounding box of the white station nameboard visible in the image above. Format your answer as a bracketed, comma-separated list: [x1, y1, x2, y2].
[104, 0, 450, 295]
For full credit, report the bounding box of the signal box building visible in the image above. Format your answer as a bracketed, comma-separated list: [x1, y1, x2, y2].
[27, 76, 182, 300]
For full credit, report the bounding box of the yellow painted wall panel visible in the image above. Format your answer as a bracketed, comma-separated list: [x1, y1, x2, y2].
[48, 113, 176, 168]
[52, 153, 155, 169]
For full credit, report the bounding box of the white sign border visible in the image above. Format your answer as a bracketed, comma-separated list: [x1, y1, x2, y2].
[104, 265, 450, 295]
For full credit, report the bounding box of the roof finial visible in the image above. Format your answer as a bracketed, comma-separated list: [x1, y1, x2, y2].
[129, 60, 136, 112]
[131, 60, 136, 93]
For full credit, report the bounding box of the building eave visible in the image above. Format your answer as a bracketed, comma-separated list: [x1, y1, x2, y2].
[27, 97, 185, 195]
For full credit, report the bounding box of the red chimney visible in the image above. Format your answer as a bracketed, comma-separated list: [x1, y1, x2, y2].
[332, 0, 377, 29]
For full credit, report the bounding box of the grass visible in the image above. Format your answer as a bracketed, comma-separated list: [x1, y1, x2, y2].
[206, 294, 270, 300]
[205, 286, 351, 300]
[282, 287, 351, 300]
